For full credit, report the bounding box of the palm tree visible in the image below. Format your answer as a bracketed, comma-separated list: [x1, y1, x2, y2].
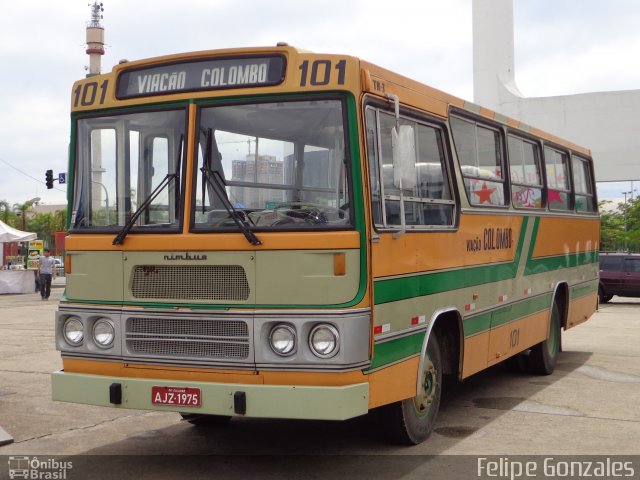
[0, 200, 10, 223]
[12, 199, 39, 231]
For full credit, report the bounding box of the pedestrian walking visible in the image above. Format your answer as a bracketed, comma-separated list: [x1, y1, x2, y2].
[37, 248, 56, 300]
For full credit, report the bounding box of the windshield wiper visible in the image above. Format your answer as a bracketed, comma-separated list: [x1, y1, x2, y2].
[112, 135, 183, 245]
[201, 128, 261, 246]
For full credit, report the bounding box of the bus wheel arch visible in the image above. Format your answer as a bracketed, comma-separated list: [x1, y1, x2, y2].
[428, 309, 463, 380]
[553, 282, 569, 331]
[377, 309, 462, 445]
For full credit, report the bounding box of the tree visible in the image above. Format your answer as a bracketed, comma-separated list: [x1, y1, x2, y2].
[0, 199, 67, 250]
[600, 198, 640, 253]
[0, 200, 12, 224]
[11, 201, 37, 231]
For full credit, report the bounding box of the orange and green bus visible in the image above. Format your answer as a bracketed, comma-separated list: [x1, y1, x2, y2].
[52, 44, 599, 444]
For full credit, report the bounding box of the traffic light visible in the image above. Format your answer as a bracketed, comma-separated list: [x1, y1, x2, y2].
[45, 169, 54, 189]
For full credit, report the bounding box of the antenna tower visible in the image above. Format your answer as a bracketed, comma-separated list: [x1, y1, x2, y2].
[86, 2, 105, 77]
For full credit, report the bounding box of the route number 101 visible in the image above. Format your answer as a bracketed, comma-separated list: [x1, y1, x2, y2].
[73, 80, 109, 108]
[299, 59, 346, 87]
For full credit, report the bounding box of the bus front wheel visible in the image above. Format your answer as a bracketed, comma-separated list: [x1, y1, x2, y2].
[379, 334, 442, 445]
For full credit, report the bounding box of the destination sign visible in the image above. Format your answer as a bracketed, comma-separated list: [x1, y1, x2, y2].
[116, 55, 286, 98]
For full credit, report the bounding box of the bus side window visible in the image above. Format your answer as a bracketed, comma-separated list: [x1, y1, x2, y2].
[507, 134, 543, 209]
[544, 146, 572, 211]
[450, 116, 507, 207]
[572, 155, 597, 213]
[365, 106, 455, 229]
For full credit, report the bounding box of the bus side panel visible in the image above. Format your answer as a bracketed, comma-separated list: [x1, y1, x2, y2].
[461, 331, 490, 378]
[487, 310, 549, 367]
[367, 356, 420, 409]
[567, 287, 598, 330]
[528, 217, 600, 273]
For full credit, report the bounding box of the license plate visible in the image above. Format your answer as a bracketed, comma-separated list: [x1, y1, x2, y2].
[151, 386, 201, 407]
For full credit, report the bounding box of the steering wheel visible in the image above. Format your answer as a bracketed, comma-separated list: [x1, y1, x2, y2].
[272, 202, 347, 225]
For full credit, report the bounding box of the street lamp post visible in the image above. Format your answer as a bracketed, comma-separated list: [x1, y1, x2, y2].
[623, 191, 632, 252]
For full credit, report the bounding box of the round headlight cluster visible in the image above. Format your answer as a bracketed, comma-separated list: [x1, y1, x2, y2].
[309, 324, 340, 358]
[63, 316, 84, 346]
[93, 318, 115, 348]
[269, 324, 296, 356]
[268, 323, 340, 359]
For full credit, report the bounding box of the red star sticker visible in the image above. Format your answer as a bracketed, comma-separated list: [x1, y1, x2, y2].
[472, 182, 496, 204]
[548, 189, 564, 205]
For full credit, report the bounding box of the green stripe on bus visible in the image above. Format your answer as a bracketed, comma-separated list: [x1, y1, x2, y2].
[369, 330, 425, 370]
[373, 217, 529, 305]
[463, 293, 552, 336]
[571, 281, 598, 298]
[524, 218, 598, 274]
[525, 251, 599, 275]
[462, 311, 492, 337]
[369, 293, 553, 370]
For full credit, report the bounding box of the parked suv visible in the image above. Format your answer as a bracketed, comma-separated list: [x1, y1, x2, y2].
[599, 253, 640, 303]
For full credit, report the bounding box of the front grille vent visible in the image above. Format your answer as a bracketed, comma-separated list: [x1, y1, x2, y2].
[130, 265, 250, 301]
[126, 317, 250, 360]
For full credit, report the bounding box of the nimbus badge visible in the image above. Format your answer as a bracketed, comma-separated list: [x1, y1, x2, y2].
[163, 252, 207, 261]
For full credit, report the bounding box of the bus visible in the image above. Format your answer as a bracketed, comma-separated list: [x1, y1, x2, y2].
[52, 44, 599, 444]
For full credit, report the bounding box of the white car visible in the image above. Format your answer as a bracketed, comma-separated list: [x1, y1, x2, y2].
[54, 258, 64, 275]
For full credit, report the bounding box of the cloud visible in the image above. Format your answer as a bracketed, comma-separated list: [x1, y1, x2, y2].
[514, 0, 640, 96]
[0, 0, 637, 205]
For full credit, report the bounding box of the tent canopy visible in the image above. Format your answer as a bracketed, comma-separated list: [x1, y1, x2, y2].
[0, 220, 37, 243]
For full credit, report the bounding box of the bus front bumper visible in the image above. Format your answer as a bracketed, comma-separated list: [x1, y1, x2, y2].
[51, 370, 369, 421]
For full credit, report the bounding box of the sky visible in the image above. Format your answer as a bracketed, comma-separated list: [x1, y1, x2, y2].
[1, 0, 640, 209]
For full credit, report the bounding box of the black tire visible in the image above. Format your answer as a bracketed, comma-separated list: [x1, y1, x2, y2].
[503, 351, 529, 374]
[529, 301, 561, 375]
[598, 287, 613, 304]
[379, 334, 442, 445]
[179, 413, 232, 426]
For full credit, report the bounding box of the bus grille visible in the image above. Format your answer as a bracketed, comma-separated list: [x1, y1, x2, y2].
[130, 265, 250, 301]
[125, 317, 250, 360]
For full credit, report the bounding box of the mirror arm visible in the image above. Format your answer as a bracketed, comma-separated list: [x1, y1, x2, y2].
[392, 177, 407, 239]
[385, 93, 400, 129]
[386, 93, 406, 238]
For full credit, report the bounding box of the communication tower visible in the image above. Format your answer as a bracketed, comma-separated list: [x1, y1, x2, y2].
[86, 2, 105, 77]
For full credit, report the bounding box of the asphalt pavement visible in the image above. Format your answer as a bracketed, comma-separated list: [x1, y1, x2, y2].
[0, 289, 638, 478]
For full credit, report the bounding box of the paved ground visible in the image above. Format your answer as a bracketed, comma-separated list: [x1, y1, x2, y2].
[0, 289, 638, 478]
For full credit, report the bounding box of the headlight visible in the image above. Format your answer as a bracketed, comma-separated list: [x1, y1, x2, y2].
[269, 324, 296, 356]
[309, 324, 339, 358]
[63, 317, 84, 346]
[93, 318, 115, 348]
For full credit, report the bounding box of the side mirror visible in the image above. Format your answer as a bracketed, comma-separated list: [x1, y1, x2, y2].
[392, 124, 416, 190]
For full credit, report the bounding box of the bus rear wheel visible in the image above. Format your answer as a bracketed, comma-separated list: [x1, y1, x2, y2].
[379, 334, 442, 445]
[598, 286, 613, 304]
[529, 301, 561, 375]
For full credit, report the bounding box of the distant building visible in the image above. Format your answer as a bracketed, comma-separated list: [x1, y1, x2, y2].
[33, 204, 66, 216]
[231, 154, 284, 207]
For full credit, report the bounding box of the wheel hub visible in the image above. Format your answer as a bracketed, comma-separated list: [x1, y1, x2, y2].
[415, 359, 437, 413]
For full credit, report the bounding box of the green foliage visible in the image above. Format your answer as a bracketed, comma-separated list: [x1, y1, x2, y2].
[599, 198, 640, 252]
[0, 199, 67, 249]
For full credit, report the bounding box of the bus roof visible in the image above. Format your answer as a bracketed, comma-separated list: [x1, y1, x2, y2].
[79, 44, 590, 157]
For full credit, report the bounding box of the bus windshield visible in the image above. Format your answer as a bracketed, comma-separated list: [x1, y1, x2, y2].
[193, 98, 351, 231]
[71, 109, 187, 231]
